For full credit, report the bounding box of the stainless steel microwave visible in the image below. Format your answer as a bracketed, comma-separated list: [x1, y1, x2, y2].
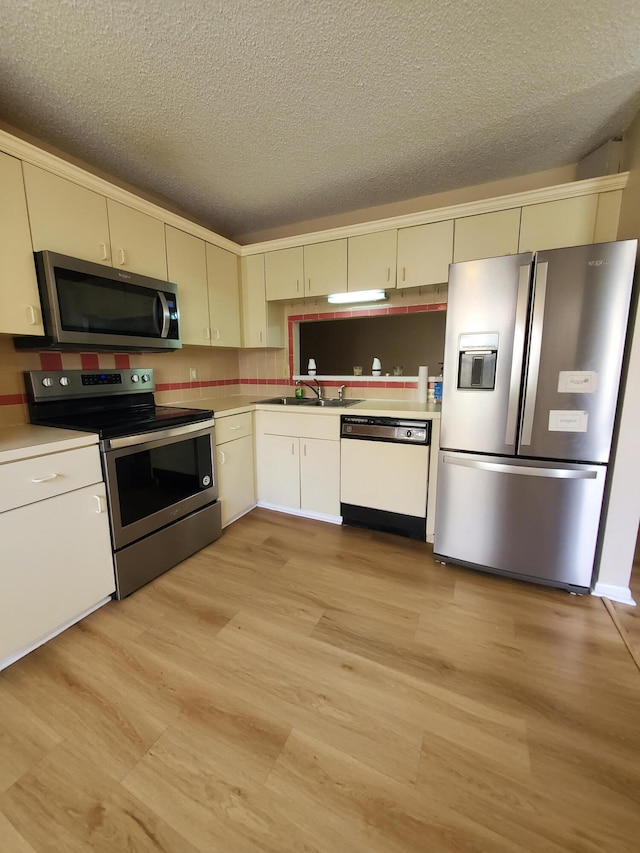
[15, 251, 181, 352]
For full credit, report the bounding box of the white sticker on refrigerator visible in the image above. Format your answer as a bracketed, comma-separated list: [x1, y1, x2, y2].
[557, 371, 598, 393]
[548, 410, 588, 432]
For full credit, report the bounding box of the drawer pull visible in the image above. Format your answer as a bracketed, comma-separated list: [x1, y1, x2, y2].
[94, 494, 107, 513]
[31, 473, 60, 483]
[229, 425, 241, 431]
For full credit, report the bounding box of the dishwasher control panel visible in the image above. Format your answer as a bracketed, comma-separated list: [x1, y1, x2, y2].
[341, 415, 430, 444]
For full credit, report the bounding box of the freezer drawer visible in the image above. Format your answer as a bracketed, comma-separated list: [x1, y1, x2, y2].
[434, 451, 606, 590]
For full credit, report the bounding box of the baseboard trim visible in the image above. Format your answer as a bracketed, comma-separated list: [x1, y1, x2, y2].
[592, 583, 636, 606]
[222, 503, 258, 528]
[256, 501, 342, 525]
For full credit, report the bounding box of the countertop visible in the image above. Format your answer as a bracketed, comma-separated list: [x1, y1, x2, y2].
[200, 395, 441, 420]
[0, 424, 99, 465]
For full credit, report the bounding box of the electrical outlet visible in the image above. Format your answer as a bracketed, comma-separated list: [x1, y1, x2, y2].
[189, 367, 198, 381]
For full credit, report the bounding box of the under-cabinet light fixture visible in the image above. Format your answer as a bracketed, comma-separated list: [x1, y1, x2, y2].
[327, 289, 387, 305]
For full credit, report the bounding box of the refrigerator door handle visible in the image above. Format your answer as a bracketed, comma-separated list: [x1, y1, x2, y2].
[504, 263, 531, 446]
[520, 261, 548, 446]
[442, 454, 597, 479]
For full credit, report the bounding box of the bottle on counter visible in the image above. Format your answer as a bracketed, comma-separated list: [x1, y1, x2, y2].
[434, 375, 443, 404]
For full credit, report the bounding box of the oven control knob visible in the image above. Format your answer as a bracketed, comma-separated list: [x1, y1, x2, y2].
[130, 374, 139, 382]
[141, 373, 151, 383]
[59, 376, 70, 387]
[41, 377, 53, 387]
[202, 475, 211, 486]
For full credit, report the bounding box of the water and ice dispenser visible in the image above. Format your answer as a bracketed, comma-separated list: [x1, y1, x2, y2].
[457, 333, 498, 390]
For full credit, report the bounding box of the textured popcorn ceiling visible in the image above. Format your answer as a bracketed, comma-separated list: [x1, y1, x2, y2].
[1, 0, 640, 241]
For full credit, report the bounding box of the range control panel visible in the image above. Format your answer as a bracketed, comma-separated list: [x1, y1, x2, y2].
[341, 415, 431, 444]
[26, 369, 155, 401]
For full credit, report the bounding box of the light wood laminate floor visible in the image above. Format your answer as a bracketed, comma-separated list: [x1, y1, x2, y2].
[1, 508, 639, 852]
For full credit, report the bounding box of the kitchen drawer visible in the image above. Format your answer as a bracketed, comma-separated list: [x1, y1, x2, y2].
[0, 445, 103, 513]
[216, 411, 253, 444]
[257, 411, 340, 440]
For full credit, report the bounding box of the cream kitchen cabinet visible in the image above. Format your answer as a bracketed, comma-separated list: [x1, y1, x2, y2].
[396, 220, 454, 289]
[518, 194, 599, 252]
[453, 208, 521, 262]
[165, 225, 210, 346]
[265, 246, 304, 300]
[0, 152, 44, 335]
[24, 163, 169, 279]
[303, 238, 347, 297]
[106, 199, 168, 280]
[0, 443, 115, 669]
[24, 162, 113, 265]
[206, 242, 242, 347]
[256, 411, 340, 518]
[215, 411, 255, 525]
[240, 254, 285, 347]
[347, 230, 398, 291]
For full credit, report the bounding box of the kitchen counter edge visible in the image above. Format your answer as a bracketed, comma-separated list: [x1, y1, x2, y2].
[0, 424, 99, 465]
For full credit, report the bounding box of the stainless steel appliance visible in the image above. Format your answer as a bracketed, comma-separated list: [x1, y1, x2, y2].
[434, 239, 638, 592]
[340, 415, 431, 540]
[15, 251, 181, 351]
[26, 369, 221, 597]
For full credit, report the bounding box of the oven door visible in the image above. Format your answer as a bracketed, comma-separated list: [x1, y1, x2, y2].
[102, 421, 217, 550]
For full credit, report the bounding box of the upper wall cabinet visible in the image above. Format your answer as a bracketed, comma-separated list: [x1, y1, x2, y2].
[0, 153, 44, 335]
[24, 163, 112, 265]
[265, 247, 304, 300]
[206, 242, 241, 348]
[106, 199, 168, 280]
[453, 209, 521, 263]
[165, 226, 210, 347]
[518, 195, 598, 252]
[397, 221, 453, 289]
[303, 239, 347, 297]
[347, 230, 398, 291]
[240, 254, 285, 348]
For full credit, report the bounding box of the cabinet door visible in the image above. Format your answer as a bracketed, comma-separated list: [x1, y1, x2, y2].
[23, 163, 112, 265]
[0, 153, 43, 335]
[519, 195, 598, 252]
[206, 242, 241, 347]
[217, 434, 256, 526]
[453, 209, 521, 262]
[348, 230, 397, 291]
[303, 239, 347, 297]
[107, 199, 168, 280]
[165, 225, 210, 346]
[240, 254, 268, 347]
[0, 484, 115, 664]
[300, 438, 340, 516]
[265, 247, 304, 300]
[257, 433, 300, 508]
[397, 221, 453, 289]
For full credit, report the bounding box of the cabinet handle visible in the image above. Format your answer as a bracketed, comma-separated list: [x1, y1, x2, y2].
[308, 278, 311, 291]
[259, 331, 263, 343]
[204, 328, 211, 340]
[31, 473, 60, 483]
[218, 449, 226, 464]
[212, 329, 221, 341]
[303, 443, 307, 456]
[296, 280, 300, 292]
[26, 305, 39, 325]
[402, 267, 406, 282]
[99, 242, 109, 261]
[387, 267, 391, 282]
[229, 425, 241, 431]
[94, 494, 107, 513]
[291, 442, 295, 455]
[117, 248, 126, 265]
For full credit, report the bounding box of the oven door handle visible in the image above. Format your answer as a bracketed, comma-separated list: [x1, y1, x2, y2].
[102, 419, 215, 450]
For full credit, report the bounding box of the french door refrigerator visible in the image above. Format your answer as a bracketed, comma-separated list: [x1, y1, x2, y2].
[434, 239, 637, 592]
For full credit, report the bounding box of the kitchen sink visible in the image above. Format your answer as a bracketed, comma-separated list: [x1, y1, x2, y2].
[259, 396, 363, 408]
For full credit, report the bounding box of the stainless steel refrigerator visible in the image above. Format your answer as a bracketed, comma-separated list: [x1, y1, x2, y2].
[433, 240, 637, 592]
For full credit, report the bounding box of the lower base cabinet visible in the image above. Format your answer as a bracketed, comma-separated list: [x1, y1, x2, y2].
[215, 411, 256, 526]
[0, 482, 115, 666]
[256, 412, 341, 518]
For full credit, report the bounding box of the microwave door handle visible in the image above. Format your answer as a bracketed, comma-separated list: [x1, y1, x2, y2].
[157, 292, 170, 338]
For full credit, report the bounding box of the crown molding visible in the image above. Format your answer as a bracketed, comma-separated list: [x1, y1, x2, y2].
[0, 128, 627, 260]
[0, 128, 242, 254]
[240, 173, 629, 255]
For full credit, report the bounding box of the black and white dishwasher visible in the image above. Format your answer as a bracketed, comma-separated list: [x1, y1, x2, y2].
[340, 415, 431, 540]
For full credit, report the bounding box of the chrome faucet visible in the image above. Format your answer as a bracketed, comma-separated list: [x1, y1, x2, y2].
[296, 378, 324, 399]
[337, 384, 346, 401]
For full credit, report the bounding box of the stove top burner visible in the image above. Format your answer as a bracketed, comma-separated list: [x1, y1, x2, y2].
[25, 368, 213, 439]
